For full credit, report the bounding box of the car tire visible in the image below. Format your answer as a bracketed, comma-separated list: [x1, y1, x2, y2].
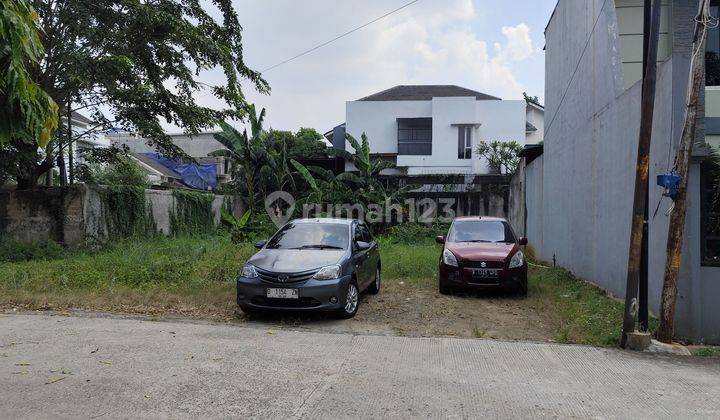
[336, 280, 360, 319]
[439, 280, 452, 295]
[367, 266, 381, 295]
[517, 277, 528, 298]
[239, 304, 260, 316]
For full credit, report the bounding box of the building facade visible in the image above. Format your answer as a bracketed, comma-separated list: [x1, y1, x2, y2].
[343, 85, 538, 176]
[528, 0, 719, 343]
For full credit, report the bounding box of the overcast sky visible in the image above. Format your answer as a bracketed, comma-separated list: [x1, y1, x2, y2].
[192, 0, 556, 134]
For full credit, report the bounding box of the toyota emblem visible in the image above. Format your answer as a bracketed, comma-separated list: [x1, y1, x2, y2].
[480, 262, 487, 268]
[277, 274, 289, 283]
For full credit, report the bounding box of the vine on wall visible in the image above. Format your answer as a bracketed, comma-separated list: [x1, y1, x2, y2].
[170, 190, 215, 235]
[100, 186, 156, 239]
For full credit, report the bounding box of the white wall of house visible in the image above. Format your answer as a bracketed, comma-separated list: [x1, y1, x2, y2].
[345, 97, 526, 175]
[525, 103, 544, 145]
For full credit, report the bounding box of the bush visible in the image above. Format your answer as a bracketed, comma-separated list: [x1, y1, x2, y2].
[381, 222, 450, 244]
[0, 239, 65, 263]
[78, 156, 149, 187]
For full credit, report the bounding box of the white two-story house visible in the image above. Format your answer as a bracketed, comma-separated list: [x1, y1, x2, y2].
[341, 85, 538, 176]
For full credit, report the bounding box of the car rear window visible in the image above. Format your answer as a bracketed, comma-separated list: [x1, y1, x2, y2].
[266, 223, 349, 250]
[447, 220, 516, 243]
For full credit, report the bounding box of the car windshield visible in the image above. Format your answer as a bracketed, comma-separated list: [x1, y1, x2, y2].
[265, 222, 349, 250]
[447, 220, 516, 243]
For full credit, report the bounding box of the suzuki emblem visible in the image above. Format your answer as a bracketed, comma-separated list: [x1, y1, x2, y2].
[480, 262, 487, 268]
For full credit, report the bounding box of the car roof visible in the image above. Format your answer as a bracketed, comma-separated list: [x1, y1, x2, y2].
[453, 216, 508, 222]
[290, 218, 357, 226]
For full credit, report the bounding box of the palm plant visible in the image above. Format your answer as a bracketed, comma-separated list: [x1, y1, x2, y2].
[211, 105, 269, 210]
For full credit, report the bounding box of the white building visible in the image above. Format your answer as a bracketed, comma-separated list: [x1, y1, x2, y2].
[343, 85, 542, 176]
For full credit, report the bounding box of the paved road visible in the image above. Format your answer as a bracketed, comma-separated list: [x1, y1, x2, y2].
[1, 313, 719, 419]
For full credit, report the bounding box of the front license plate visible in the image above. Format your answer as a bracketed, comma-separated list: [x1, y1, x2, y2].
[472, 269, 499, 278]
[266, 288, 299, 299]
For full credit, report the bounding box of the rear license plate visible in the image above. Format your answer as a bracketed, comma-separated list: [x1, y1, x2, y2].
[266, 288, 299, 299]
[472, 269, 499, 278]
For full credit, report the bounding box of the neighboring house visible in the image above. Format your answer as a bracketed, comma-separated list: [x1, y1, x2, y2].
[525, 0, 719, 343]
[109, 131, 231, 185]
[341, 85, 538, 176]
[65, 112, 110, 171]
[525, 100, 544, 145]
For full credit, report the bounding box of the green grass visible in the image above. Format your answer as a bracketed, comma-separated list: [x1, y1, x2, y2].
[691, 347, 720, 358]
[0, 235, 633, 347]
[527, 265, 657, 347]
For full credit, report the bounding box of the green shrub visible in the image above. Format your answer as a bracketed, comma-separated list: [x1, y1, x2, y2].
[101, 185, 156, 238]
[170, 190, 215, 235]
[381, 222, 450, 244]
[78, 156, 149, 187]
[0, 239, 65, 263]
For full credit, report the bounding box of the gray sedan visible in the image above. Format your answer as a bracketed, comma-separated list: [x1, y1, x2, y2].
[237, 218, 381, 318]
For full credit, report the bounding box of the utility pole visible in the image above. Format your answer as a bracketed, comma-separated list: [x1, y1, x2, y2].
[657, 0, 710, 343]
[638, 0, 652, 333]
[621, 0, 662, 348]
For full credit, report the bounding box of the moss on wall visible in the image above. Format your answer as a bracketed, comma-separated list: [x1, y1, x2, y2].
[170, 190, 215, 235]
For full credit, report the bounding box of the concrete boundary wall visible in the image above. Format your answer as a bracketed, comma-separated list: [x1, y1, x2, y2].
[0, 185, 240, 246]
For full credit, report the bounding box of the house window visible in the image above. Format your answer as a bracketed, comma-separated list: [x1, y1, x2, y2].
[457, 126, 473, 159]
[397, 118, 432, 155]
[707, 1, 720, 86]
[701, 159, 720, 266]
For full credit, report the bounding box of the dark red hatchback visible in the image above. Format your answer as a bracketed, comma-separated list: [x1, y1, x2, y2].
[436, 216, 528, 296]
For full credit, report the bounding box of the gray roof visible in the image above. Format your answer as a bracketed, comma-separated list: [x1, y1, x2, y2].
[130, 153, 181, 179]
[358, 85, 501, 101]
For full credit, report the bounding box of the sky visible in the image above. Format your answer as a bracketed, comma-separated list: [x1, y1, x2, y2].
[192, 0, 557, 134]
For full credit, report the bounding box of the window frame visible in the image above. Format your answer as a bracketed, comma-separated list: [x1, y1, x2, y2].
[397, 118, 432, 156]
[457, 125, 473, 159]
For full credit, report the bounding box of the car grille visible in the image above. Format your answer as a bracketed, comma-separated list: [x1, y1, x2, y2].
[255, 267, 318, 284]
[460, 260, 504, 269]
[251, 297, 322, 308]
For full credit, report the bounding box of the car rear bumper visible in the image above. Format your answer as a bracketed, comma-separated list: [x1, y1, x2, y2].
[237, 275, 352, 311]
[439, 263, 527, 290]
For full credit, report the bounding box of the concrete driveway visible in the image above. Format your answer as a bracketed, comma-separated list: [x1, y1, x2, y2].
[1, 313, 719, 419]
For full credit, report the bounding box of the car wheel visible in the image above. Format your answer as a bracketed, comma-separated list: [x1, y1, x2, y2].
[439, 280, 452, 295]
[517, 277, 528, 298]
[239, 304, 260, 316]
[367, 266, 381, 294]
[336, 280, 360, 319]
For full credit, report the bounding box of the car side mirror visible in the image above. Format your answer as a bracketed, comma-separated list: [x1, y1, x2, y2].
[519, 237, 528, 246]
[435, 236, 446, 244]
[355, 241, 371, 251]
[255, 240, 267, 249]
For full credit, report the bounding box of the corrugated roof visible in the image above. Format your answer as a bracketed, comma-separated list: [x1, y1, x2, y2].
[358, 85, 501, 101]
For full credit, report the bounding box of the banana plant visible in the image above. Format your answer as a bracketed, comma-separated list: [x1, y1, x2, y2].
[221, 208, 252, 243]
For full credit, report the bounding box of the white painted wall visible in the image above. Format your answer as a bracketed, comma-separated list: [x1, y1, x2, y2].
[525, 104, 544, 145]
[345, 97, 525, 175]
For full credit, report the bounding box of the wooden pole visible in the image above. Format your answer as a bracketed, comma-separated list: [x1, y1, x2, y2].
[639, 0, 652, 333]
[621, 0, 662, 348]
[657, 0, 710, 344]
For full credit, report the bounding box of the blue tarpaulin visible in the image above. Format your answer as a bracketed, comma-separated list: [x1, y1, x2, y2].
[141, 153, 217, 191]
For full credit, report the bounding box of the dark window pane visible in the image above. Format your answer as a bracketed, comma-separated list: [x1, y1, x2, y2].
[707, 6, 720, 86]
[397, 118, 432, 155]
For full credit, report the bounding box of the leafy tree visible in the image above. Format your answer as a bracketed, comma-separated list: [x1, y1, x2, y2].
[77, 155, 149, 187]
[475, 140, 523, 174]
[264, 128, 328, 160]
[329, 133, 395, 197]
[0, 0, 58, 148]
[523, 92, 542, 107]
[6, 0, 268, 188]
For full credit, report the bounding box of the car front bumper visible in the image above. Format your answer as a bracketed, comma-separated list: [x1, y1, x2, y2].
[439, 263, 527, 290]
[237, 275, 353, 311]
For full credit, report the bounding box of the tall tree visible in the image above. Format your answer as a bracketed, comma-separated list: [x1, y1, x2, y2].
[0, 0, 58, 147]
[5, 0, 268, 188]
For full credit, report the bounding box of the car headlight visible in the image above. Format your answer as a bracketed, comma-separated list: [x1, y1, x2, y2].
[509, 250, 525, 268]
[443, 249, 458, 267]
[312, 265, 342, 280]
[241, 264, 259, 278]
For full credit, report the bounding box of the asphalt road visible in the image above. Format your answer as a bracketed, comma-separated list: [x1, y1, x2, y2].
[1, 313, 719, 419]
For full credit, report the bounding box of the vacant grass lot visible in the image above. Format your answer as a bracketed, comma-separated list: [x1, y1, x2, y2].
[0, 235, 633, 346]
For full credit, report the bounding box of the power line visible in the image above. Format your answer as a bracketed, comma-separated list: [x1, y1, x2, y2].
[544, 0, 609, 137]
[261, 0, 421, 73]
